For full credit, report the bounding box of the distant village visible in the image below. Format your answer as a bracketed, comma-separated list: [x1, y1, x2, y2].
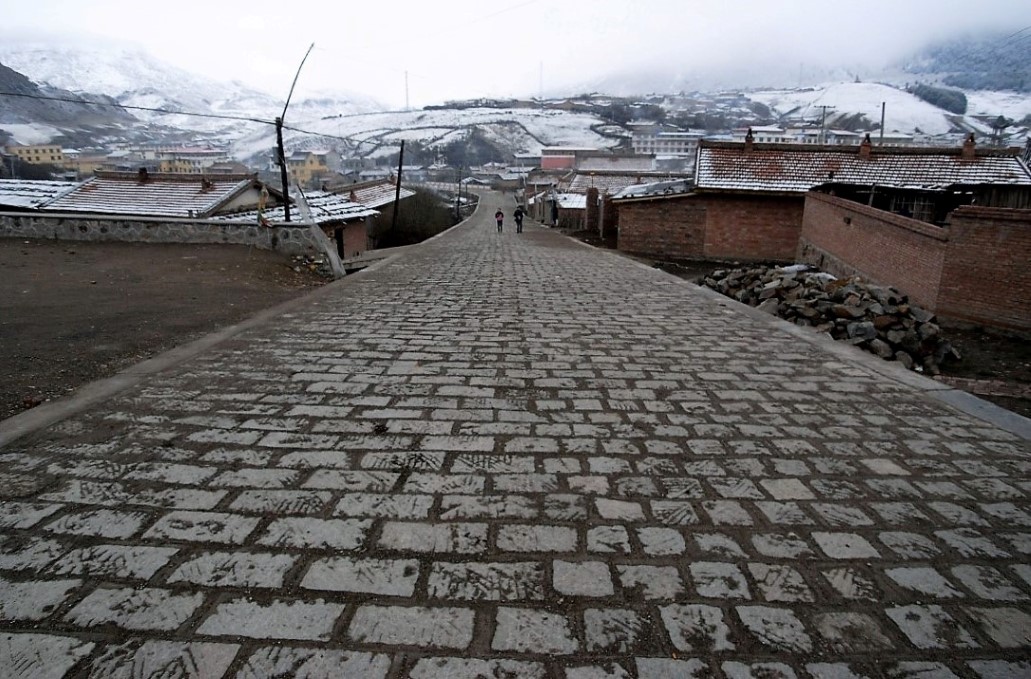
[2, 101, 1030, 333]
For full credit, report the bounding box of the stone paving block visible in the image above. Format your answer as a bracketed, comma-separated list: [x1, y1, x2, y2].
[690, 561, 751, 599]
[813, 611, 895, 652]
[46, 544, 178, 579]
[650, 500, 700, 525]
[885, 567, 963, 599]
[812, 532, 881, 559]
[587, 526, 631, 553]
[964, 607, 1031, 648]
[497, 525, 577, 552]
[748, 563, 814, 602]
[935, 529, 1011, 558]
[440, 495, 538, 520]
[302, 556, 419, 595]
[0, 502, 62, 529]
[583, 608, 646, 653]
[595, 498, 646, 521]
[805, 662, 868, 679]
[722, 661, 799, 679]
[554, 560, 614, 597]
[197, 597, 345, 641]
[659, 603, 734, 652]
[409, 658, 545, 679]
[637, 527, 686, 555]
[694, 533, 747, 558]
[736, 605, 813, 653]
[229, 490, 332, 515]
[144, 510, 260, 545]
[349, 604, 474, 649]
[428, 561, 544, 601]
[302, 470, 397, 490]
[879, 532, 942, 559]
[42, 508, 149, 539]
[85, 639, 240, 679]
[886, 604, 979, 649]
[167, 551, 296, 589]
[404, 473, 485, 495]
[635, 657, 709, 678]
[379, 521, 487, 554]
[701, 500, 753, 525]
[236, 646, 391, 678]
[967, 659, 1031, 679]
[334, 493, 433, 519]
[492, 607, 577, 654]
[950, 565, 1027, 601]
[0, 632, 95, 679]
[257, 517, 371, 551]
[65, 586, 204, 631]
[884, 661, 961, 678]
[0, 577, 80, 621]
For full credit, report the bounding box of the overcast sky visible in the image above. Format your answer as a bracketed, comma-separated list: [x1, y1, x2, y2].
[6, 0, 1031, 107]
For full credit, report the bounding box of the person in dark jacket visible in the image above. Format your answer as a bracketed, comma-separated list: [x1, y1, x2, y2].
[514, 206, 524, 233]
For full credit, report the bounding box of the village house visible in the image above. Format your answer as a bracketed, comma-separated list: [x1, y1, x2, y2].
[614, 132, 1031, 263]
[4, 143, 66, 166]
[287, 150, 332, 187]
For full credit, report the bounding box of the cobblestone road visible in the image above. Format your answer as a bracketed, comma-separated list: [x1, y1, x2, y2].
[1, 192, 1029, 678]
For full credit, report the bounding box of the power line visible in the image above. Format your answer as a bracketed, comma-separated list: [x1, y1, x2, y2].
[0, 90, 275, 124]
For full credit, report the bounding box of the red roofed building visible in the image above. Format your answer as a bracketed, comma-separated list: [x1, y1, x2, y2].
[613, 133, 1031, 262]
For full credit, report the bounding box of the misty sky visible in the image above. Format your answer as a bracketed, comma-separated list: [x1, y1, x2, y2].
[6, 0, 1031, 107]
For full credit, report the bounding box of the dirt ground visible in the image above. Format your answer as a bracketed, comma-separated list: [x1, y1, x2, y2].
[2, 236, 1028, 423]
[0, 239, 330, 421]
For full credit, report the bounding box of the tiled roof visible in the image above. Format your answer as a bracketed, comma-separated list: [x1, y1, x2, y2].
[327, 179, 416, 209]
[612, 179, 694, 201]
[41, 172, 259, 218]
[697, 142, 1031, 193]
[577, 157, 656, 172]
[555, 193, 587, 209]
[212, 190, 378, 225]
[567, 172, 684, 195]
[0, 179, 78, 209]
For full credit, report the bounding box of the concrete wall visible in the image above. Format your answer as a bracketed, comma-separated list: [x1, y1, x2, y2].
[799, 193, 1031, 331]
[617, 193, 802, 261]
[0, 212, 324, 255]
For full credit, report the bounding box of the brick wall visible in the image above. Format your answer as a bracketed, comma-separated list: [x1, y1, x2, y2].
[702, 194, 804, 261]
[617, 197, 707, 258]
[799, 193, 1031, 331]
[938, 206, 1031, 330]
[616, 193, 802, 261]
[799, 193, 947, 308]
[585, 187, 600, 235]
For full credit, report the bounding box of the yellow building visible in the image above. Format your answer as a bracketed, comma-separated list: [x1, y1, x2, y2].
[5, 144, 66, 166]
[287, 151, 331, 185]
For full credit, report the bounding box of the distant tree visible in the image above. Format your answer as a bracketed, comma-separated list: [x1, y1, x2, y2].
[12, 161, 62, 180]
[907, 83, 968, 114]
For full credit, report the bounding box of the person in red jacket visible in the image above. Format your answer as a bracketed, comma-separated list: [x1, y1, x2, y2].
[495, 209, 504, 233]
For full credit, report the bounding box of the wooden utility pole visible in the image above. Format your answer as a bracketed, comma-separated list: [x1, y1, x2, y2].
[276, 117, 291, 223]
[391, 141, 405, 231]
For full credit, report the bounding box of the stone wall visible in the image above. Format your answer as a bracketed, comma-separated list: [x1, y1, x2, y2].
[0, 212, 324, 255]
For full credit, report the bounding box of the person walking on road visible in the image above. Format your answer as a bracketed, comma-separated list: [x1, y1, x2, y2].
[514, 205, 524, 233]
[495, 209, 504, 233]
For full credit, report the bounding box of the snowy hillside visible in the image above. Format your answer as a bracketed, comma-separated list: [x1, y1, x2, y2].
[0, 39, 382, 135]
[745, 82, 995, 136]
[232, 107, 623, 164]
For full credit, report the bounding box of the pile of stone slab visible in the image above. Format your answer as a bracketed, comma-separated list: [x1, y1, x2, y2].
[700, 264, 960, 374]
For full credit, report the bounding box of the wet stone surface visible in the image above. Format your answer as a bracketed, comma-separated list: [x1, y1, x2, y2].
[0, 192, 1028, 676]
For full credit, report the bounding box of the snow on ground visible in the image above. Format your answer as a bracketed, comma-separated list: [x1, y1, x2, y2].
[747, 82, 962, 135]
[964, 91, 1031, 121]
[1, 123, 64, 145]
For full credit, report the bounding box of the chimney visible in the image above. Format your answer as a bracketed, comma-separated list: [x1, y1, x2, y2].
[962, 133, 976, 160]
[137, 167, 149, 183]
[744, 128, 754, 152]
[859, 134, 872, 160]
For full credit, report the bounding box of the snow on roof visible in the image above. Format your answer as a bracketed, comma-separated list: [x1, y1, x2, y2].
[697, 141, 1031, 193]
[567, 172, 679, 194]
[555, 192, 586, 209]
[41, 172, 258, 218]
[612, 179, 694, 201]
[577, 156, 656, 172]
[0, 179, 79, 209]
[213, 190, 378, 225]
[329, 179, 416, 209]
